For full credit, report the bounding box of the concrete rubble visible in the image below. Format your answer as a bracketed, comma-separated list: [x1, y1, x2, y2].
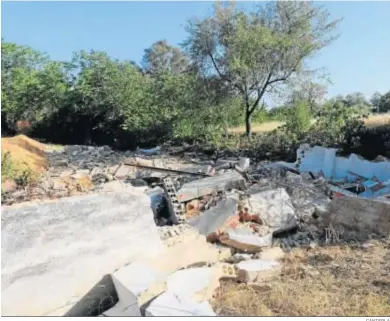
[2, 142, 389, 316]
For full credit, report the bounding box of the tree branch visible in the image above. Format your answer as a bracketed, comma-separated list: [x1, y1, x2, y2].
[207, 50, 245, 95]
[248, 71, 272, 115]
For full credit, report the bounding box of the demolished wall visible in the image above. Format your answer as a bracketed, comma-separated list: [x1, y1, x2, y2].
[1, 190, 164, 316]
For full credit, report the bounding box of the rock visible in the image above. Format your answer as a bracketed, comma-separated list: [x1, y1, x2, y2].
[257, 247, 285, 261]
[2, 179, 17, 193]
[129, 179, 148, 187]
[71, 170, 91, 179]
[145, 262, 236, 316]
[65, 145, 82, 155]
[91, 172, 113, 183]
[236, 259, 281, 283]
[304, 242, 318, 250]
[145, 292, 215, 316]
[177, 172, 246, 202]
[114, 164, 132, 179]
[249, 188, 297, 234]
[188, 198, 238, 236]
[54, 159, 69, 167]
[52, 179, 67, 190]
[361, 242, 374, 250]
[219, 228, 273, 253]
[28, 186, 47, 197]
[59, 170, 75, 178]
[142, 228, 231, 273]
[324, 196, 390, 239]
[108, 165, 120, 175]
[226, 253, 253, 264]
[239, 157, 250, 171]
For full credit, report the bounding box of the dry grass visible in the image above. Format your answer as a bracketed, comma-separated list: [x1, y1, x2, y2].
[213, 241, 390, 316]
[1, 135, 48, 173]
[364, 113, 390, 128]
[228, 121, 283, 134]
[228, 113, 390, 134]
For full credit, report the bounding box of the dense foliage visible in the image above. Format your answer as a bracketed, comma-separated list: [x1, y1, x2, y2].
[1, 2, 389, 157]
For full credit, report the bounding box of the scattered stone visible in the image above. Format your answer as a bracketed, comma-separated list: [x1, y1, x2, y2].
[129, 179, 148, 187]
[54, 159, 69, 167]
[219, 228, 273, 253]
[114, 164, 132, 179]
[236, 259, 281, 283]
[2, 179, 17, 193]
[257, 247, 285, 261]
[249, 188, 297, 234]
[64, 145, 82, 155]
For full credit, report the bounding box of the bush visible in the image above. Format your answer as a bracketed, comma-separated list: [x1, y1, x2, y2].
[1, 151, 37, 188]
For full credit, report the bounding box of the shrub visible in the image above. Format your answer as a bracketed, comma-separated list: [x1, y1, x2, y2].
[1, 151, 37, 188]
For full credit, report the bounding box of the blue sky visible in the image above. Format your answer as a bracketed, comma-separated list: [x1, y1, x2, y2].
[2, 1, 390, 100]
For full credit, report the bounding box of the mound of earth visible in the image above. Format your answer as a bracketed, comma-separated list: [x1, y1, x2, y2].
[2, 134, 48, 173]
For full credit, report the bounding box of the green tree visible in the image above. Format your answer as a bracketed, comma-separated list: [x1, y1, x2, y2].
[282, 100, 311, 140]
[142, 40, 190, 76]
[371, 91, 390, 113]
[1, 41, 69, 133]
[183, 1, 340, 136]
[312, 100, 364, 147]
[287, 81, 328, 114]
[69, 50, 150, 144]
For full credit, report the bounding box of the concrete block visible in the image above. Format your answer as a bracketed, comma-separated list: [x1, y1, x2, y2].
[102, 262, 167, 317]
[249, 188, 297, 234]
[145, 292, 216, 316]
[114, 164, 132, 179]
[236, 259, 281, 283]
[177, 172, 246, 202]
[324, 196, 390, 239]
[188, 197, 238, 236]
[1, 191, 165, 316]
[219, 228, 273, 253]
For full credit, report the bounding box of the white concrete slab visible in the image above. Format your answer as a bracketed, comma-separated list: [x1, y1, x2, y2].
[1, 191, 165, 316]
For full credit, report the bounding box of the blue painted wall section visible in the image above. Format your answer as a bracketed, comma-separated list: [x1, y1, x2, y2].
[274, 144, 390, 199]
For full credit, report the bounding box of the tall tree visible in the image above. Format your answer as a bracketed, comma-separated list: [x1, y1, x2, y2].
[371, 91, 390, 113]
[183, 1, 340, 135]
[142, 40, 190, 75]
[287, 80, 328, 113]
[1, 41, 69, 133]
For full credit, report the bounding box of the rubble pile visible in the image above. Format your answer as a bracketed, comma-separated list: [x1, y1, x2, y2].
[2, 142, 389, 317]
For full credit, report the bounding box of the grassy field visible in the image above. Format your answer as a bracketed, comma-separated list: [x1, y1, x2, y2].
[228, 113, 390, 134]
[212, 240, 390, 316]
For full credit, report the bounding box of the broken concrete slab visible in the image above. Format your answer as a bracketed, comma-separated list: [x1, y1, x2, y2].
[141, 228, 231, 274]
[165, 267, 214, 299]
[102, 262, 168, 317]
[257, 247, 285, 261]
[145, 292, 216, 316]
[187, 197, 238, 236]
[144, 263, 235, 316]
[1, 191, 165, 316]
[236, 259, 281, 283]
[114, 164, 132, 179]
[323, 195, 390, 239]
[249, 188, 297, 234]
[177, 171, 246, 202]
[219, 228, 273, 253]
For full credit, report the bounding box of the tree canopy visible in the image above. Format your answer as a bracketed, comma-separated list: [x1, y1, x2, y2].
[183, 1, 341, 135]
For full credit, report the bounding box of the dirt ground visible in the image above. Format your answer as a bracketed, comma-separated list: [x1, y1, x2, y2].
[1, 135, 48, 173]
[212, 239, 390, 316]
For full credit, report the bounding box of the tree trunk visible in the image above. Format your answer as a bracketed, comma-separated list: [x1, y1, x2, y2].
[245, 107, 252, 137]
[245, 98, 252, 137]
